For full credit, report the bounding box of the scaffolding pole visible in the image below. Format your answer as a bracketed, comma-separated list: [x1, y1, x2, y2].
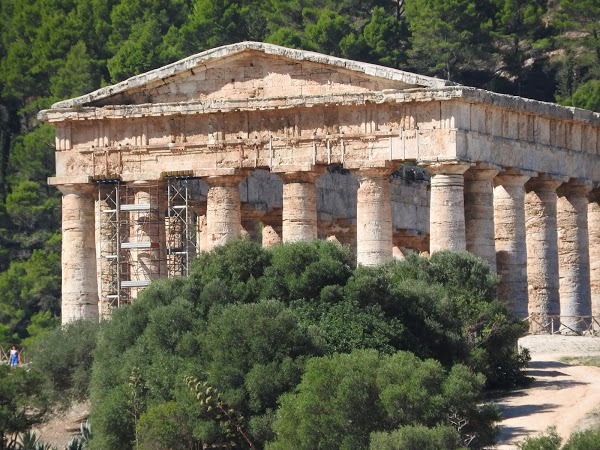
[166, 177, 198, 277]
[97, 180, 125, 315]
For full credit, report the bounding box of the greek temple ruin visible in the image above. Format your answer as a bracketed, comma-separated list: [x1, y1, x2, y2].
[38, 42, 600, 333]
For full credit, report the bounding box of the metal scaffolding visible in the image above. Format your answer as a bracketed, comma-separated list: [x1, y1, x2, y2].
[97, 179, 164, 315]
[166, 177, 199, 278]
[97, 180, 126, 313]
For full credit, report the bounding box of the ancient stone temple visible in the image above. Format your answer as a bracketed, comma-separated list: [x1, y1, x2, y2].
[38, 42, 600, 333]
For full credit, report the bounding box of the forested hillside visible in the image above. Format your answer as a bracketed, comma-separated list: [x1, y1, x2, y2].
[0, 0, 599, 342]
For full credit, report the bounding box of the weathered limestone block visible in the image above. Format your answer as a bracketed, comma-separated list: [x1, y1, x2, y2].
[589, 189, 600, 318]
[494, 169, 533, 318]
[524, 175, 563, 332]
[204, 175, 246, 250]
[464, 164, 499, 270]
[557, 179, 593, 333]
[427, 162, 471, 253]
[58, 184, 99, 324]
[280, 171, 321, 242]
[355, 168, 394, 266]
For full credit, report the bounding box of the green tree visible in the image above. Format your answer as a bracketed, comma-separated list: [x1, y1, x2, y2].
[0, 364, 49, 450]
[50, 40, 98, 100]
[560, 79, 600, 112]
[370, 425, 462, 450]
[27, 319, 101, 406]
[490, 0, 549, 95]
[0, 250, 60, 339]
[267, 349, 497, 449]
[555, 0, 600, 76]
[20, 310, 59, 349]
[363, 6, 407, 68]
[405, 0, 489, 80]
[137, 402, 195, 450]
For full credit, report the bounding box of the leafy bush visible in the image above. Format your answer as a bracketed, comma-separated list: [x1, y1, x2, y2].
[370, 425, 463, 450]
[0, 365, 49, 449]
[87, 240, 525, 448]
[563, 427, 600, 449]
[137, 402, 195, 450]
[267, 350, 498, 449]
[517, 427, 561, 450]
[28, 319, 102, 407]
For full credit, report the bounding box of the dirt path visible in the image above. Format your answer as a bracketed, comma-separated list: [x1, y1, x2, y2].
[495, 335, 600, 449]
[35, 401, 89, 449]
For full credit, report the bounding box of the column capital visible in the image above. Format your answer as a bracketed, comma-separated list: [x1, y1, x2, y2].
[464, 163, 501, 182]
[424, 161, 472, 176]
[279, 170, 324, 184]
[525, 173, 567, 193]
[351, 166, 395, 180]
[557, 178, 593, 197]
[203, 173, 248, 187]
[56, 183, 96, 196]
[589, 187, 600, 204]
[494, 167, 537, 187]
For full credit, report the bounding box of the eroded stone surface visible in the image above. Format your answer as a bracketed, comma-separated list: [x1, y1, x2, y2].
[464, 165, 499, 270]
[494, 170, 532, 318]
[355, 168, 393, 266]
[557, 180, 592, 333]
[525, 176, 563, 331]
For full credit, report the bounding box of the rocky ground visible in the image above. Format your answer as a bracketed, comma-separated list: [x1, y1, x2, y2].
[35, 401, 89, 449]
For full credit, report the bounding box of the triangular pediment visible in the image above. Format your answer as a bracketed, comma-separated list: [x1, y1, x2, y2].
[51, 42, 453, 109]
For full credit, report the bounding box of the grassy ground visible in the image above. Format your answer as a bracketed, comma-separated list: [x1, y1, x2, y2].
[560, 356, 600, 367]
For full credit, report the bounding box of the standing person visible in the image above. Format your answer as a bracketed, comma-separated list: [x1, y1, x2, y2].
[9, 345, 21, 368]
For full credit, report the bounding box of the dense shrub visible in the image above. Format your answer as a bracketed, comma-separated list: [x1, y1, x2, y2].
[0, 364, 49, 449]
[87, 240, 526, 448]
[267, 349, 498, 449]
[370, 425, 463, 450]
[28, 319, 102, 407]
[519, 425, 600, 450]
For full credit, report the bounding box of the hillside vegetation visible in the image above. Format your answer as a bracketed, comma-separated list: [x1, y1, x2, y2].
[1, 0, 599, 341]
[26, 241, 527, 449]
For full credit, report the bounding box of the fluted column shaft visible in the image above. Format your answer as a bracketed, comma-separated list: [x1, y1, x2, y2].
[355, 168, 393, 266]
[494, 171, 531, 318]
[281, 172, 320, 242]
[58, 184, 99, 324]
[464, 166, 499, 270]
[557, 180, 592, 332]
[428, 163, 471, 253]
[524, 176, 562, 330]
[205, 175, 245, 250]
[589, 190, 600, 319]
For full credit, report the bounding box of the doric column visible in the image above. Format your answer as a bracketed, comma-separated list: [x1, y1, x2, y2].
[193, 201, 208, 253]
[261, 210, 282, 248]
[129, 180, 163, 299]
[280, 171, 320, 243]
[589, 188, 600, 319]
[557, 179, 593, 333]
[355, 168, 393, 266]
[57, 184, 99, 324]
[428, 162, 471, 253]
[204, 174, 246, 250]
[464, 164, 499, 270]
[524, 175, 563, 332]
[494, 169, 533, 318]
